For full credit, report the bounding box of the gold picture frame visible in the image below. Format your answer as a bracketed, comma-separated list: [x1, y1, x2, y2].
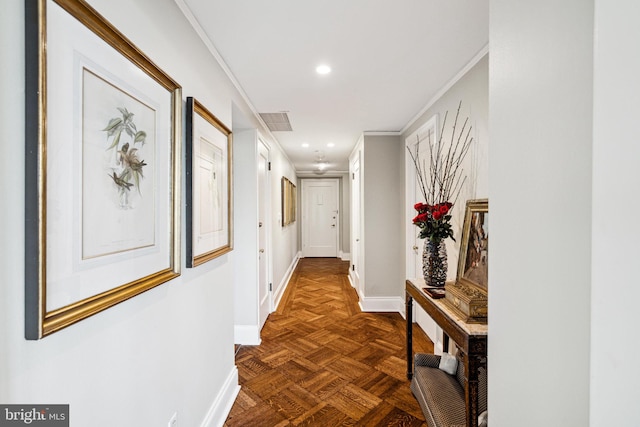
[185, 97, 233, 267]
[456, 199, 489, 290]
[281, 177, 296, 226]
[25, 0, 182, 339]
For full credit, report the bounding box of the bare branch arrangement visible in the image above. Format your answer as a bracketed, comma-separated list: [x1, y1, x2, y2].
[408, 101, 474, 207]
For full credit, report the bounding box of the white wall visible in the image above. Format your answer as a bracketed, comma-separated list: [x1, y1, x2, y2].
[232, 129, 259, 333]
[270, 146, 299, 294]
[490, 1, 593, 425]
[591, 1, 640, 425]
[0, 0, 295, 425]
[362, 134, 405, 298]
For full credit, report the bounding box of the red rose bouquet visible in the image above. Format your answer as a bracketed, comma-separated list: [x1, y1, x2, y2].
[412, 202, 454, 243]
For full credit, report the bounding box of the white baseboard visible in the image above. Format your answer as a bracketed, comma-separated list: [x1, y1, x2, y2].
[347, 274, 356, 288]
[234, 325, 261, 346]
[358, 295, 404, 313]
[339, 251, 351, 261]
[273, 252, 301, 310]
[199, 366, 240, 427]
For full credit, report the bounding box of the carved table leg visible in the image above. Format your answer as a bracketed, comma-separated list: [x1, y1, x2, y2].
[406, 292, 413, 380]
[464, 347, 487, 427]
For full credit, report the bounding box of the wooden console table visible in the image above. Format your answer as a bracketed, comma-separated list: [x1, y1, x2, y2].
[406, 278, 488, 427]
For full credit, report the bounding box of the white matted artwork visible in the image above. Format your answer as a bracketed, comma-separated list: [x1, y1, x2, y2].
[24, 0, 181, 339]
[82, 69, 157, 259]
[186, 97, 233, 267]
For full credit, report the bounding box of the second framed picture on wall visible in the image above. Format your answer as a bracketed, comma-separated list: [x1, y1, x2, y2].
[185, 97, 233, 267]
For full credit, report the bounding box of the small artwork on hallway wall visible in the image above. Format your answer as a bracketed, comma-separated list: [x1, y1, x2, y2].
[185, 97, 233, 267]
[281, 177, 296, 226]
[24, 0, 181, 339]
[457, 199, 489, 290]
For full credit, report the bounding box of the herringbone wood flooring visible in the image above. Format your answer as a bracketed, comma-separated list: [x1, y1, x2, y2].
[224, 258, 433, 427]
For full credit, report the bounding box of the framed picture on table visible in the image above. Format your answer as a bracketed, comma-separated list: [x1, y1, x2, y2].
[456, 199, 489, 291]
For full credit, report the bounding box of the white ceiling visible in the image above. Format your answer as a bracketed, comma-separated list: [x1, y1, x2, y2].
[178, 0, 489, 173]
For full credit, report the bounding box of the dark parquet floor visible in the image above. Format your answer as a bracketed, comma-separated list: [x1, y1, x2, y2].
[224, 257, 433, 427]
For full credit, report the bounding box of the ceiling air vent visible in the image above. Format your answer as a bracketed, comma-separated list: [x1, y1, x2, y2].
[259, 112, 293, 132]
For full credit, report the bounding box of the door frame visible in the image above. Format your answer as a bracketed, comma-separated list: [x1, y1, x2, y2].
[301, 178, 340, 258]
[257, 137, 273, 329]
[405, 114, 438, 278]
[350, 152, 363, 292]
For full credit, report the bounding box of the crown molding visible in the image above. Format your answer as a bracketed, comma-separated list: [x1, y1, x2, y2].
[362, 131, 402, 136]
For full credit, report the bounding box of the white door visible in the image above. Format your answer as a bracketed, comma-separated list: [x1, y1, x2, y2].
[350, 156, 362, 290]
[302, 179, 339, 257]
[406, 115, 438, 278]
[258, 141, 271, 329]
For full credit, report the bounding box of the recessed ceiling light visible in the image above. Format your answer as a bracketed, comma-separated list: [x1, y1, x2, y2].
[327, 143, 335, 148]
[302, 143, 309, 148]
[316, 64, 331, 75]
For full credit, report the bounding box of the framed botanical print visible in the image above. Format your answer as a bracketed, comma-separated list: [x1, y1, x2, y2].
[25, 0, 182, 338]
[185, 97, 233, 267]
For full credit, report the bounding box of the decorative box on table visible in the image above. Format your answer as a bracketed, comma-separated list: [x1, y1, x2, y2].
[444, 281, 487, 324]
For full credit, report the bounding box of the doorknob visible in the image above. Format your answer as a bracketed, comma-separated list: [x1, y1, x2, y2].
[259, 249, 265, 253]
[331, 224, 336, 228]
[412, 245, 419, 250]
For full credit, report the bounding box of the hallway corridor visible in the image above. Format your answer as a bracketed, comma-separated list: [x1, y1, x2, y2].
[224, 258, 433, 426]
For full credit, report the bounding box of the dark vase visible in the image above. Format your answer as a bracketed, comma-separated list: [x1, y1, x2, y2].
[422, 239, 447, 287]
